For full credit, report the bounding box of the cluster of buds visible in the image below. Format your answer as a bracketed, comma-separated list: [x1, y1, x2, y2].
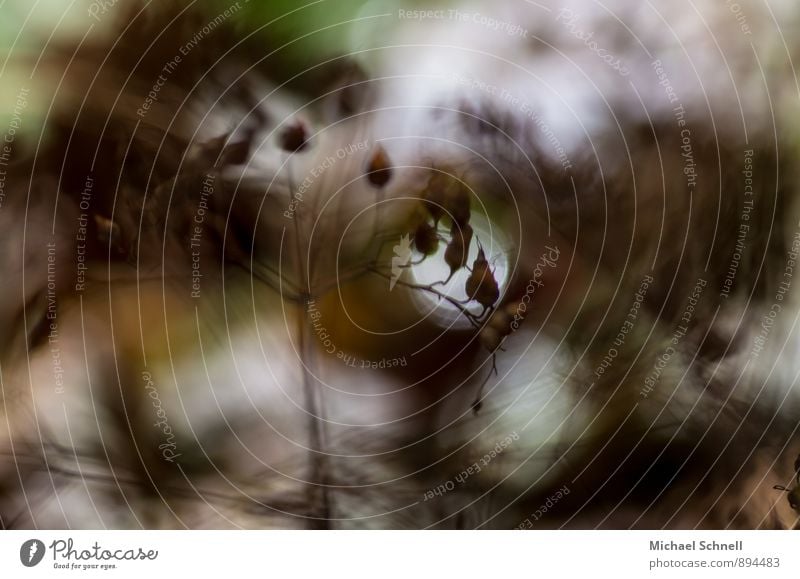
[405, 172, 478, 282]
[387, 169, 531, 414]
[421, 172, 469, 227]
[408, 172, 504, 318]
[415, 172, 481, 286]
[423, 173, 471, 228]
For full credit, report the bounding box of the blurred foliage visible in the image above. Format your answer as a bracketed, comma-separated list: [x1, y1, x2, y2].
[210, 0, 453, 75]
[0, 0, 456, 122]
[0, 0, 95, 136]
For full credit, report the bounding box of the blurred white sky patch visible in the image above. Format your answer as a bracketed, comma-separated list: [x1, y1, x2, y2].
[344, 0, 800, 171]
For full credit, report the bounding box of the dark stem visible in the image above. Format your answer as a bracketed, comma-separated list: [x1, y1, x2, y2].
[288, 155, 332, 528]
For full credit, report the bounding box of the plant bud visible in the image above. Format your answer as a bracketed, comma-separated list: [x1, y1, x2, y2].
[414, 221, 439, 256]
[366, 144, 393, 188]
[465, 247, 500, 308]
[444, 223, 473, 276]
[278, 120, 310, 152]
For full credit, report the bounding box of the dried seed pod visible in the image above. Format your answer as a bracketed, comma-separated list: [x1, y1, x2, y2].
[366, 144, 393, 188]
[465, 246, 500, 308]
[278, 120, 310, 152]
[414, 221, 439, 256]
[444, 223, 473, 277]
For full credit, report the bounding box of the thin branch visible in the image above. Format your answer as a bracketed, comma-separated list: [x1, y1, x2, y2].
[368, 266, 487, 329]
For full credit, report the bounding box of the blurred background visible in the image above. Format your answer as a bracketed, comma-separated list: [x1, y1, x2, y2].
[2, 0, 800, 530]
